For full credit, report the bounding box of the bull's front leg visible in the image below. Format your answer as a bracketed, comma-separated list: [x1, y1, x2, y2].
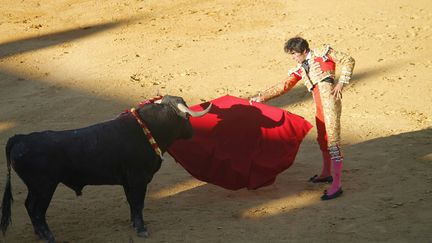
[123, 184, 149, 237]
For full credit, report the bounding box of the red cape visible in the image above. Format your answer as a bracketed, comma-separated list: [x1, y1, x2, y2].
[168, 95, 312, 190]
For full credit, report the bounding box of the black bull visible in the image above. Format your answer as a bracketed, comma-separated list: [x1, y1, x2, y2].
[0, 95, 211, 242]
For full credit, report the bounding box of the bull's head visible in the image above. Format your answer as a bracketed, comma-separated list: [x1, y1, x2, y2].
[155, 95, 212, 139]
[156, 95, 212, 119]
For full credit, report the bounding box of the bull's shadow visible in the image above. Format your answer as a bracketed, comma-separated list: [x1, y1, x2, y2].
[170, 102, 285, 190]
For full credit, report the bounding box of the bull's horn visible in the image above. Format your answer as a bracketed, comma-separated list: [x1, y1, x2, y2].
[177, 103, 212, 117]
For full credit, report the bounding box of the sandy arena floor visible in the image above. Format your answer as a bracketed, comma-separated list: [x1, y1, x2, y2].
[1, 0, 431, 242]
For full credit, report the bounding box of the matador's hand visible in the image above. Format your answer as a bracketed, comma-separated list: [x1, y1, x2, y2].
[249, 93, 262, 104]
[331, 82, 344, 100]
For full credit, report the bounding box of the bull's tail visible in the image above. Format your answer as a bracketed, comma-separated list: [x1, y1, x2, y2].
[1, 136, 15, 235]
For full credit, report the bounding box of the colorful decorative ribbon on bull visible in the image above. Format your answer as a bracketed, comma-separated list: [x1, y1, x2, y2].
[129, 95, 164, 160]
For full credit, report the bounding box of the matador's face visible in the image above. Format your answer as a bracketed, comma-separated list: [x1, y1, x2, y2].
[290, 50, 308, 64]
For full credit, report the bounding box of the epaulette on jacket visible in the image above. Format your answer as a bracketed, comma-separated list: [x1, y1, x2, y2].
[313, 44, 332, 61]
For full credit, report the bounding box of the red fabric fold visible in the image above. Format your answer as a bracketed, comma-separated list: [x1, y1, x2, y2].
[168, 95, 312, 190]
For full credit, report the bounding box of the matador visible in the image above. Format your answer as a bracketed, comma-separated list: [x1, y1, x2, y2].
[250, 37, 355, 200]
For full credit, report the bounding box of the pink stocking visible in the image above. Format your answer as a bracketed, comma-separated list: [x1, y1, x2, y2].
[327, 145, 343, 195]
[327, 159, 343, 195]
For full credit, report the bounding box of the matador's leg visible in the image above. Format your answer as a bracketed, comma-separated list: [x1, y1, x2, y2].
[314, 82, 344, 200]
[309, 84, 333, 183]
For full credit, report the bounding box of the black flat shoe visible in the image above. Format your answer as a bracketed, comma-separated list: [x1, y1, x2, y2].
[309, 174, 333, 183]
[321, 188, 343, 200]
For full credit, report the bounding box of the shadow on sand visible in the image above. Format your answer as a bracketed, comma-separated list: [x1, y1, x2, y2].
[0, 19, 430, 242]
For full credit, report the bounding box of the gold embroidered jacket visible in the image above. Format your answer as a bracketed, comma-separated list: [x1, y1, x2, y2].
[256, 45, 355, 102]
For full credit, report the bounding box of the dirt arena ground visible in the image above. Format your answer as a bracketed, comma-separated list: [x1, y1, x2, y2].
[1, 0, 431, 242]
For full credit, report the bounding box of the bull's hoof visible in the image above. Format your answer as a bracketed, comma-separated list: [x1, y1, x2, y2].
[46, 236, 57, 243]
[132, 219, 149, 237]
[40, 234, 56, 243]
[35, 228, 56, 243]
[42, 235, 56, 243]
[137, 229, 149, 238]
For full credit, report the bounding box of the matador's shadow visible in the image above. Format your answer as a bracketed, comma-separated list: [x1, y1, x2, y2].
[204, 103, 285, 149]
[170, 102, 291, 190]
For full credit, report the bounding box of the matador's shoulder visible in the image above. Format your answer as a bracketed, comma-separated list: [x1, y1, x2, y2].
[312, 44, 332, 58]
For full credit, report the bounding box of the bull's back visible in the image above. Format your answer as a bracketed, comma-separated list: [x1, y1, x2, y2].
[8, 118, 152, 184]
